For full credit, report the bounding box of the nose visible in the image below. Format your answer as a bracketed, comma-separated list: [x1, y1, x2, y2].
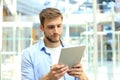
[53, 26, 58, 33]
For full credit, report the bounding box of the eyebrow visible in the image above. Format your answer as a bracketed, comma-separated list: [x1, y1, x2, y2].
[47, 23, 62, 26]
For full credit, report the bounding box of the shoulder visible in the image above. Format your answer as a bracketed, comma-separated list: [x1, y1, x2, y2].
[21, 40, 43, 56]
[22, 42, 38, 51]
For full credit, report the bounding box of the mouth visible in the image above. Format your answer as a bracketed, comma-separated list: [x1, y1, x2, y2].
[52, 33, 59, 37]
[52, 35, 58, 37]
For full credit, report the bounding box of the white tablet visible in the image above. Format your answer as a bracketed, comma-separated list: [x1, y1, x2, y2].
[58, 45, 86, 68]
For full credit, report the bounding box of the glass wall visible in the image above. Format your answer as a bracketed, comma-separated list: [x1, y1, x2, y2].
[1, 22, 33, 80]
[1, 0, 120, 80]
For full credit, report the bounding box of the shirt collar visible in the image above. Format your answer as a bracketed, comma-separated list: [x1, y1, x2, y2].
[39, 39, 46, 50]
[38, 39, 65, 55]
[39, 39, 65, 49]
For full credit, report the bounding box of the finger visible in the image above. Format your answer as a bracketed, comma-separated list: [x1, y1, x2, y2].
[69, 69, 83, 73]
[51, 64, 65, 71]
[51, 65, 68, 77]
[54, 68, 67, 79]
[67, 68, 83, 77]
[54, 66, 68, 79]
[72, 64, 82, 68]
[68, 67, 83, 73]
[58, 65, 68, 72]
[54, 65, 68, 76]
[68, 71, 82, 75]
[67, 71, 83, 78]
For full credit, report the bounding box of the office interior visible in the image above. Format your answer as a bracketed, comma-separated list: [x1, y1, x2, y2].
[0, 0, 120, 80]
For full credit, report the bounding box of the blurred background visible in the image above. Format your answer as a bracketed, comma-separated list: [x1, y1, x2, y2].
[0, 0, 120, 80]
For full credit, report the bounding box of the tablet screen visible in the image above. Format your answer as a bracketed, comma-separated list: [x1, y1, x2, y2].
[58, 45, 86, 68]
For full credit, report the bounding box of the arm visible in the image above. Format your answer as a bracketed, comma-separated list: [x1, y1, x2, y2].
[21, 50, 35, 80]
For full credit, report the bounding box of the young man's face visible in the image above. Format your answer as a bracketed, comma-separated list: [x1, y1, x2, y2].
[41, 16, 63, 43]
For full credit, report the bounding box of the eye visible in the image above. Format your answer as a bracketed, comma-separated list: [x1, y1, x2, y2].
[48, 25, 54, 29]
[57, 24, 62, 28]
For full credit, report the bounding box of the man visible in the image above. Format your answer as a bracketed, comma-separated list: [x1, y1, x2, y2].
[21, 7, 88, 80]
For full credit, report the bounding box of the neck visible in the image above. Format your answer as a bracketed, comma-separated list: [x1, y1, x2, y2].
[44, 39, 61, 48]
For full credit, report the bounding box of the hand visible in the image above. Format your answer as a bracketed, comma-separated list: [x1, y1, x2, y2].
[40, 64, 68, 80]
[67, 64, 88, 80]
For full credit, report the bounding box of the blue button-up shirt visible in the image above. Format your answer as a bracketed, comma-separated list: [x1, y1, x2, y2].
[21, 39, 78, 80]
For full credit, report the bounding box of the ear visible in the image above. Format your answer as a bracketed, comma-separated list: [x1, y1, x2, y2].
[40, 24, 43, 31]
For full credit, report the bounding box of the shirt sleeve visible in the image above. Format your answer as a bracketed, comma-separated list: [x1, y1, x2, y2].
[21, 49, 35, 80]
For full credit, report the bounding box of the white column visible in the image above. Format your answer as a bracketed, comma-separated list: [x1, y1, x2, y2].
[93, 0, 98, 80]
[111, 6, 116, 80]
[0, 0, 3, 79]
[118, 32, 120, 62]
[100, 33, 104, 65]
[64, 0, 70, 44]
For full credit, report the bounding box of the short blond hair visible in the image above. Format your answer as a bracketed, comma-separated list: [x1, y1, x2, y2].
[39, 7, 63, 26]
